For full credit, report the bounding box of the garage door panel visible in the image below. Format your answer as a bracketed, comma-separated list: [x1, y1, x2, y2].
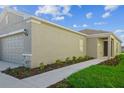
[0, 34, 24, 64]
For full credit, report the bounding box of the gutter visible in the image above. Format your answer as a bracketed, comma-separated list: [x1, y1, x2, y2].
[0, 29, 26, 38]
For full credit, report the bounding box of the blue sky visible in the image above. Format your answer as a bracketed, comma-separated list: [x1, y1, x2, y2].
[0, 5, 124, 45]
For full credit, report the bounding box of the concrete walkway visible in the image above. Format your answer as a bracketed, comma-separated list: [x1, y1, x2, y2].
[0, 72, 34, 88]
[0, 58, 107, 88]
[22, 58, 107, 88]
[0, 61, 21, 71]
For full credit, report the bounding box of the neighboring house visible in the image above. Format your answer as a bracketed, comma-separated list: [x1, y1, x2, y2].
[0, 8, 121, 68]
[121, 46, 124, 52]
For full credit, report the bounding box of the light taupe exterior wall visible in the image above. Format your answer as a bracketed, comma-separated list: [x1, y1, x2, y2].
[87, 34, 121, 59]
[86, 38, 97, 58]
[110, 35, 121, 56]
[97, 38, 104, 58]
[31, 19, 87, 68]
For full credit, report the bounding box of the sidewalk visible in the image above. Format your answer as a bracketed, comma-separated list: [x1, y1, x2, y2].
[0, 58, 107, 88]
[22, 58, 107, 88]
[0, 72, 34, 88]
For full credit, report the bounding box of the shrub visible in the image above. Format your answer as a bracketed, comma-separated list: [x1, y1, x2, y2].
[5, 67, 11, 72]
[55, 59, 64, 65]
[72, 56, 77, 63]
[100, 55, 121, 66]
[77, 56, 84, 62]
[65, 57, 71, 63]
[39, 63, 45, 71]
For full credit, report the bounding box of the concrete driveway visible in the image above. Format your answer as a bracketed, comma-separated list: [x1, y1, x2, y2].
[0, 61, 21, 71]
[0, 61, 33, 88]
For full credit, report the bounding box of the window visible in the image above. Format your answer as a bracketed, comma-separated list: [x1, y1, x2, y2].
[5, 15, 8, 24]
[79, 39, 83, 52]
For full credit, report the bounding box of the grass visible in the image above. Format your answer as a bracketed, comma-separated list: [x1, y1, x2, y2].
[49, 53, 124, 88]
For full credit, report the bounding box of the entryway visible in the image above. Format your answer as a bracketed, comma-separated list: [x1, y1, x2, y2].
[103, 41, 108, 57]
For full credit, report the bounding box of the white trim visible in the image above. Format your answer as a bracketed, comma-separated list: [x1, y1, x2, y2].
[87, 33, 110, 38]
[22, 54, 32, 57]
[29, 19, 41, 24]
[87, 33, 122, 43]
[0, 29, 25, 38]
[87, 33, 111, 37]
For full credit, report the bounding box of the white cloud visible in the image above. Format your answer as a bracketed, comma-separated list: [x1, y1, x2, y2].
[35, 6, 61, 16]
[104, 5, 119, 12]
[102, 5, 119, 19]
[82, 24, 88, 27]
[12, 6, 18, 11]
[73, 24, 78, 28]
[35, 5, 72, 21]
[114, 29, 124, 34]
[52, 16, 64, 21]
[0, 5, 18, 10]
[0, 5, 10, 9]
[77, 5, 82, 8]
[86, 12, 93, 19]
[73, 24, 88, 28]
[0, 5, 4, 9]
[102, 12, 110, 18]
[114, 29, 124, 45]
[94, 22, 107, 25]
[61, 5, 72, 16]
[120, 35, 124, 45]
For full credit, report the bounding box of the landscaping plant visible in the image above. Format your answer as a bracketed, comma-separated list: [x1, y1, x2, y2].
[2, 55, 93, 79]
[49, 53, 124, 88]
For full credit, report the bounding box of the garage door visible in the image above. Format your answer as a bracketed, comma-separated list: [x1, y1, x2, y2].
[0, 33, 24, 64]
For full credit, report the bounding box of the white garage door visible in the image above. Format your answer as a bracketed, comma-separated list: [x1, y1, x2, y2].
[0, 33, 24, 64]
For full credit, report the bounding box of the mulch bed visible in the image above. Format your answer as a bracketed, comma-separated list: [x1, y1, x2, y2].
[99, 56, 120, 66]
[2, 57, 93, 79]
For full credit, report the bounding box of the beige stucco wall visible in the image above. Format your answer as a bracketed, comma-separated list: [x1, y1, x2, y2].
[97, 38, 104, 58]
[110, 35, 121, 57]
[86, 38, 97, 58]
[31, 19, 87, 68]
[87, 34, 121, 59]
[86, 37, 105, 58]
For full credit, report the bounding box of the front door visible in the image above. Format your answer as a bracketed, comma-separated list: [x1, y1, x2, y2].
[103, 41, 108, 56]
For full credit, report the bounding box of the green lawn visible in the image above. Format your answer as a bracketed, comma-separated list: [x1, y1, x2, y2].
[50, 53, 124, 88]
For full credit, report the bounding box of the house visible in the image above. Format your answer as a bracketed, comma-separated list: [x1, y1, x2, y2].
[0, 8, 121, 68]
[122, 46, 124, 52]
[80, 29, 121, 58]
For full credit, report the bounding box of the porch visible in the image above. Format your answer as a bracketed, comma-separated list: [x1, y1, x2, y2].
[97, 36, 115, 58]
